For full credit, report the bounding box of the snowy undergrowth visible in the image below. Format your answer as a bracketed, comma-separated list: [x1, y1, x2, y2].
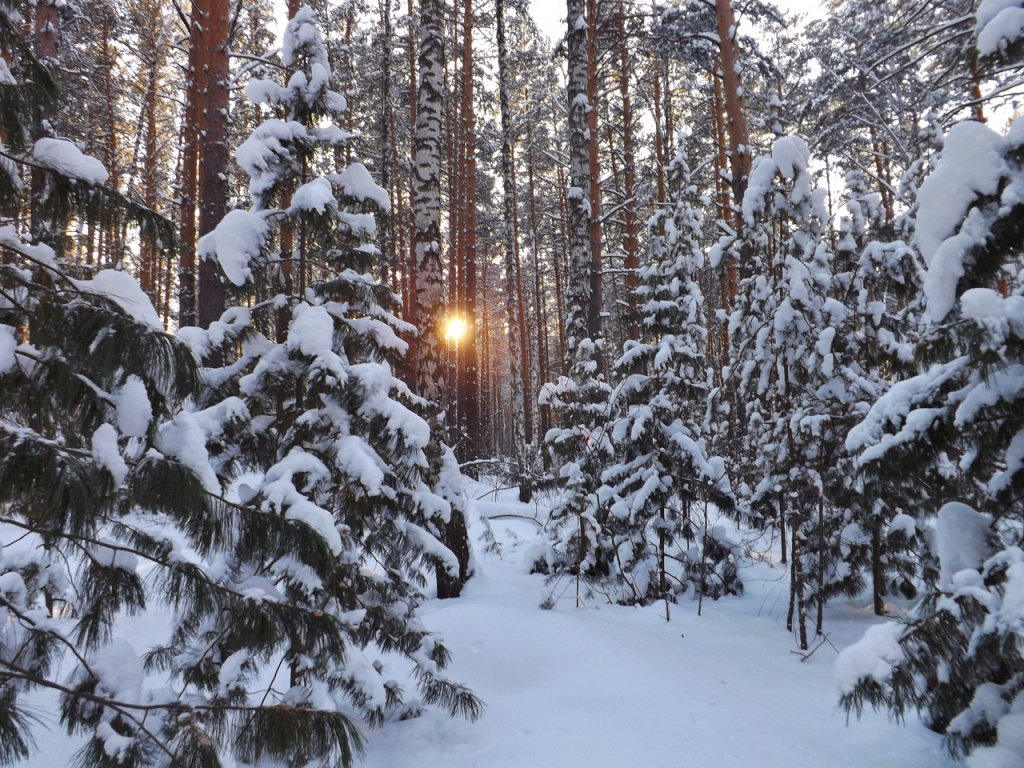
[359, 481, 954, 768]
[23, 480, 955, 768]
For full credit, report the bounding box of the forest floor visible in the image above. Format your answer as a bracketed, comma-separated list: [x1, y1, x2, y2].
[26, 480, 958, 768]
[358, 479, 957, 768]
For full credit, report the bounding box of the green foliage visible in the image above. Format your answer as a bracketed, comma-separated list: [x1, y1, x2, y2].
[840, 116, 1024, 762]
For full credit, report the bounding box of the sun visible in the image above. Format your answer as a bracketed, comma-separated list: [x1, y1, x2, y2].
[444, 315, 467, 343]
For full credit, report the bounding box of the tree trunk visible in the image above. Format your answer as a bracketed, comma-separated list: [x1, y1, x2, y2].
[778, 501, 787, 565]
[616, 4, 638, 335]
[197, 0, 229, 332]
[459, 0, 480, 461]
[872, 523, 884, 616]
[554, 165, 569, 371]
[792, 530, 808, 651]
[528, 153, 549, 441]
[378, 0, 395, 291]
[178, 0, 205, 327]
[415, 0, 469, 598]
[584, 0, 603, 356]
[29, 0, 59, 245]
[413, 0, 446, 404]
[496, 0, 527, 469]
[715, 0, 751, 211]
[565, 0, 597, 365]
[816, 495, 825, 637]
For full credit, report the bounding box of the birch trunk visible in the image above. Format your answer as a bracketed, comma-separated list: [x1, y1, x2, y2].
[414, 0, 470, 598]
[565, 0, 597, 365]
[413, 0, 445, 404]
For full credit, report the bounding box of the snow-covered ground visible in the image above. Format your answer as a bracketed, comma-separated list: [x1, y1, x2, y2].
[25, 481, 956, 768]
[358, 482, 955, 768]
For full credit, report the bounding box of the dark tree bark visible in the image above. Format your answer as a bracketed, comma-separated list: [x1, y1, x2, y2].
[197, 0, 229, 331]
[496, 0, 527, 467]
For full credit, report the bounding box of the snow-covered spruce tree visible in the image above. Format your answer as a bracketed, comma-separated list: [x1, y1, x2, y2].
[599, 132, 738, 609]
[838, 118, 1024, 764]
[536, 346, 614, 602]
[181, 6, 481, 757]
[727, 136, 861, 649]
[533, 0, 615, 605]
[831, 170, 932, 615]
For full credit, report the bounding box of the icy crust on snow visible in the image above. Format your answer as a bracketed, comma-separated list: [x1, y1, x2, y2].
[937, 502, 995, 590]
[993, 430, 1024, 496]
[742, 136, 822, 227]
[178, 306, 258, 363]
[950, 682, 1019, 759]
[30, 137, 108, 185]
[87, 539, 139, 573]
[917, 122, 1006, 264]
[71, 269, 164, 328]
[981, 547, 1024, 634]
[81, 639, 146, 760]
[888, 513, 917, 537]
[955, 362, 1024, 428]
[979, 0, 1024, 28]
[287, 302, 347, 383]
[399, 520, 459, 576]
[245, 76, 289, 106]
[197, 208, 272, 286]
[977, 0, 1024, 57]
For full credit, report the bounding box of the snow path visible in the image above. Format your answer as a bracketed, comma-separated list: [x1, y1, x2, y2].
[358, 487, 955, 768]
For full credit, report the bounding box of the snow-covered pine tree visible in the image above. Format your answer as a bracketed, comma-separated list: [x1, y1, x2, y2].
[183, 7, 482, 757]
[536, 348, 614, 602]
[839, 116, 1024, 764]
[831, 170, 931, 615]
[0, 2, 242, 764]
[599, 132, 737, 609]
[728, 136, 861, 649]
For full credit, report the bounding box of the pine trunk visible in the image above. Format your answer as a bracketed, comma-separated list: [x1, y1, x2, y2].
[178, 0, 205, 327]
[616, 5, 638, 332]
[459, 0, 480, 461]
[715, 0, 751, 210]
[496, 0, 527, 467]
[30, 1, 59, 244]
[197, 0, 229, 332]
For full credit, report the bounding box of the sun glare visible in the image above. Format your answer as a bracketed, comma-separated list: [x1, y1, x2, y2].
[444, 316, 467, 343]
